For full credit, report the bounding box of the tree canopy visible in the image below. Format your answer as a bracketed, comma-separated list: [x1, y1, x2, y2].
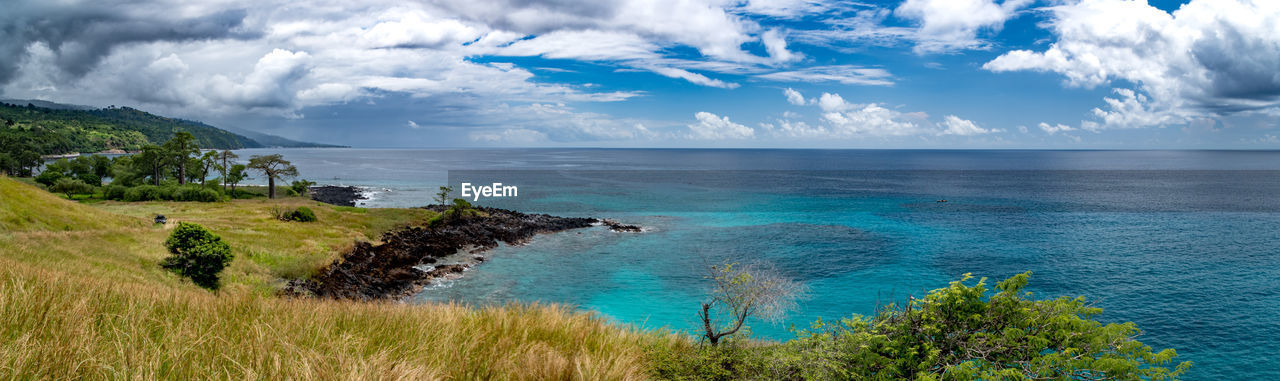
[247, 154, 298, 199]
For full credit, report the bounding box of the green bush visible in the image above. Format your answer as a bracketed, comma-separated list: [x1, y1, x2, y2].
[34, 170, 64, 187]
[647, 273, 1191, 380]
[161, 222, 233, 290]
[77, 173, 101, 187]
[270, 206, 318, 222]
[123, 185, 164, 201]
[289, 206, 317, 222]
[297, 207, 316, 222]
[170, 185, 196, 201]
[102, 184, 128, 200]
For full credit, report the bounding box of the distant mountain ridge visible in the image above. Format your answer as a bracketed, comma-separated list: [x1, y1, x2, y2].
[0, 99, 344, 154]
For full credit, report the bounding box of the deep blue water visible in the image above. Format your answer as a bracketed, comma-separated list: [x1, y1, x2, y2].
[237, 148, 1280, 379]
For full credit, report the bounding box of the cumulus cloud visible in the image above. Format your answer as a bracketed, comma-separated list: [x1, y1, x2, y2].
[814, 93, 926, 137]
[894, 0, 1032, 53]
[362, 11, 480, 49]
[1038, 122, 1075, 135]
[777, 90, 995, 138]
[937, 115, 992, 136]
[207, 49, 310, 109]
[784, 88, 807, 105]
[687, 112, 755, 140]
[984, 0, 1280, 130]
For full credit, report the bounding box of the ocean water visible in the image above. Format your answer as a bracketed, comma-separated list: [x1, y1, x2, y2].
[236, 148, 1280, 379]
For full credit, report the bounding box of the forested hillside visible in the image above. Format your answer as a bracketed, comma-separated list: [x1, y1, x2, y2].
[0, 102, 261, 155]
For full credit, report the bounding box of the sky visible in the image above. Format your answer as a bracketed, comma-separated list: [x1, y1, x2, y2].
[1, 0, 1278, 148]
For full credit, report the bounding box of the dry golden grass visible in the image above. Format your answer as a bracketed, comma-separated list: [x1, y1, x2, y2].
[0, 177, 683, 380]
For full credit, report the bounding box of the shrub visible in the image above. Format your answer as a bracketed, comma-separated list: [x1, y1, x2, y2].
[102, 184, 128, 200]
[289, 206, 317, 222]
[170, 185, 196, 201]
[34, 170, 64, 187]
[161, 222, 233, 290]
[77, 173, 102, 187]
[197, 188, 222, 202]
[124, 185, 164, 201]
[270, 206, 317, 222]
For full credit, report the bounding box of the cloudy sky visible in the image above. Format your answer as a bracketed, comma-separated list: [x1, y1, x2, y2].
[2, 0, 1278, 148]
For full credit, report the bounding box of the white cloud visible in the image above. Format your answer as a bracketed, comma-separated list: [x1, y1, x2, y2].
[687, 111, 755, 139]
[735, 0, 832, 18]
[984, 0, 1280, 130]
[895, 0, 1033, 53]
[362, 10, 480, 48]
[814, 92, 926, 137]
[1083, 88, 1181, 131]
[206, 49, 311, 109]
[761, 29, 801, 64]
[783, 88, 807, 105]
[646, 66, 739, 89]
[760, 118, 827, 137]
[937, 115, 992, 136]
[756, 65, 894, 86]
[1038, 122, 1076, 135]
[1017, 125, 1029, 133]
[407, 120, 421, 129]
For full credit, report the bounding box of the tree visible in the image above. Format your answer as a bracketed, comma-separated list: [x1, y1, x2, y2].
[699, 261, 806, 346]
[0, 153, 13, 175]
[290, 179, 316, 196]
[162, 222, 233, 290]
[163, 132, 199, 184]
[197, 150, 218, 186]
[16, 150, 39, 177]
[247, 154, 298, 199]
[51, 177, 94, 198]
[216, 150, 239, 191]
[435, 186, 453, 206]
[772, 272, 1191, 380]
[135, 145, 168, 186]
[90, 154, 112, 180]
[225, 164, 247, 192]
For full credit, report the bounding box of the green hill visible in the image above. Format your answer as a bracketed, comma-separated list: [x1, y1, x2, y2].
[0, 102, 262, 154]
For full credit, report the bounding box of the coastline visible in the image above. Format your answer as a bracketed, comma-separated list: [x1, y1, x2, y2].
[285, 206, 641, 300]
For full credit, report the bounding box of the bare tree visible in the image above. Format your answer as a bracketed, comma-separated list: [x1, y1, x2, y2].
[698, 261, 806, 346]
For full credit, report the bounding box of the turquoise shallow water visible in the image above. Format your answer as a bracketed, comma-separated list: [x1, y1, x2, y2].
[235, 149, 1280, 379]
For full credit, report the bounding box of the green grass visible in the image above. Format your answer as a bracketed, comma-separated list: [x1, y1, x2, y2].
[0, 176, 681, 379]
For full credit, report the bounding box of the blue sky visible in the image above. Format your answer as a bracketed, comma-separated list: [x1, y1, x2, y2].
[2, 0, 1278, 148]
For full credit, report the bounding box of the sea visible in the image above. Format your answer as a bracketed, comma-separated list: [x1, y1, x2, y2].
[236, 148, 1280, 379]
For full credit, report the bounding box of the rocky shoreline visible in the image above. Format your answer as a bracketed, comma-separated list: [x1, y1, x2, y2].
[285, 206, 641, 300]
[309, 185, 367, 207]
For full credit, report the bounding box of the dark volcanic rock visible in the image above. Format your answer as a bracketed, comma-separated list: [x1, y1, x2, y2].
[310, 186, 366, 207]
[600, 219, 643, 232]
[286, 207, 597, 300]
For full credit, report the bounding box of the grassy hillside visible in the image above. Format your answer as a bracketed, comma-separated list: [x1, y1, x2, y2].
[0, 177, 675, 379]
